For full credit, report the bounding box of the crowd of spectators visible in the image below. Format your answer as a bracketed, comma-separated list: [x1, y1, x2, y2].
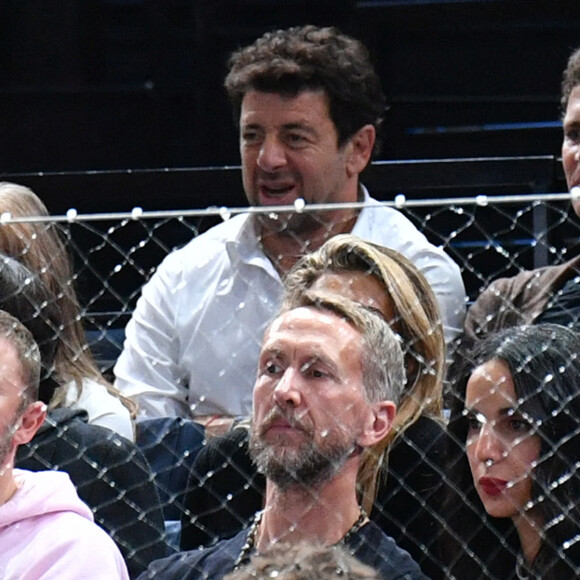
[2, 23, 580, 580]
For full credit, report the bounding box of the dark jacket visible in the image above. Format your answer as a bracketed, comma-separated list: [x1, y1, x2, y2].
[16, 408, 170, 579]
[143, 520, 429, 580]
[464, 255, 580, 343]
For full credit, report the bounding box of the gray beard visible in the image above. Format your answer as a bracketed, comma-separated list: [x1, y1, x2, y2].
[249, 427, 356, 492]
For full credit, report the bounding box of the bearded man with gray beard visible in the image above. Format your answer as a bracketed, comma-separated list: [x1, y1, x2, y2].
[138, 293, 428, 580]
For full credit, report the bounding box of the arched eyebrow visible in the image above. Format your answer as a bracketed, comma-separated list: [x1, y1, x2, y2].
[300, 355, 339, 376]
[281, 122, 318, 135]
[463, 406, 521, 422]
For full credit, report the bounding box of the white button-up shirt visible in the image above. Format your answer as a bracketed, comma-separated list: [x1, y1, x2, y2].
[115, 190, 466, 418]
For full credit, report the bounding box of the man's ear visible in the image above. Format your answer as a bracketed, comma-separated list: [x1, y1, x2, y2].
[345, 125, 375, 179]
[12, 401, 46, 446]
[357, 401, 396, 448]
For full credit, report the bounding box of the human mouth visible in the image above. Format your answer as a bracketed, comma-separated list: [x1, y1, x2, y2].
[478, 476, 508, 497]
[257, 181, 298, 205]
[261, 410, 309, 436]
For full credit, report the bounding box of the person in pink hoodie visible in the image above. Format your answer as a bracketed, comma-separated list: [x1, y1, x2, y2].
[0, 309, 129, 580]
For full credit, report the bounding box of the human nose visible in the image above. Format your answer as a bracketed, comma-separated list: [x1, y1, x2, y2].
[473, 423, 504, 466]
[257, 135, 287, 172]
[272, 367, 302, 408]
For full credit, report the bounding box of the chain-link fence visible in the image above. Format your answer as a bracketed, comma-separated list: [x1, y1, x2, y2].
[6, 190, 580, 579]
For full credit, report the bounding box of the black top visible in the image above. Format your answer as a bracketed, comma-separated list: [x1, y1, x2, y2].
[180, 415, 450, 579]
[140, 520, 429, 580]
[16, 408, 170, 579]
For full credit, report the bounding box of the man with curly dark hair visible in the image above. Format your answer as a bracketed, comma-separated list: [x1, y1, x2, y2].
[115, 25, 465, 434]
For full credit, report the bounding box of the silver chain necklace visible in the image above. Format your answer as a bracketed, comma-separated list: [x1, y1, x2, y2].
[233, 506, 368, 570]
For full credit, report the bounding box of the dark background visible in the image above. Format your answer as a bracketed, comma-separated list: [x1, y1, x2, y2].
[1, 0, 580, 212]
[2, 0, 579, 344]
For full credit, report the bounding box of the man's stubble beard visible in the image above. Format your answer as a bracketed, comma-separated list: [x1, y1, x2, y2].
[0, 416, 20, 476]
[249, 419, 357, 492]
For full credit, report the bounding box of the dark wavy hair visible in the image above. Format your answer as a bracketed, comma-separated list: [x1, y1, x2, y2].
[0, 254, 59, 405]
[448, 324, 580, 578]
[225, 25, 386, 157]
[561, 46, 580, 114]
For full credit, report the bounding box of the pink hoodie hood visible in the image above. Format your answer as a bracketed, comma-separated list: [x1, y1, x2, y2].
[0, 469, 93, 527]
[0, 469, 129, 580]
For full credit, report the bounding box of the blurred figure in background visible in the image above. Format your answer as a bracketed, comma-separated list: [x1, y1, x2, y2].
[0, 253, 168, 577]
[461, 46, 580, 352]
[0, 181, 135, 441]
[0, 309, 130, 580]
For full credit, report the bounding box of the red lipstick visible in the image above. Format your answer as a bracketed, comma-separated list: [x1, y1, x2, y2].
[478, 477, 508, 497]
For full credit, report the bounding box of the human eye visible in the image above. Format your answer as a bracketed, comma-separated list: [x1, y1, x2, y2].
[564, 124, 580, 143]
[507, 415, 534, 434]
[284, 131, 309, 148]
[258, 355, 283, 377]
[265, 361, 282, 375]
[494, 411, 535, 443]
[464, 410, 484, 435]
[241, 128, 262, 145]
[300, 360, 330, 380]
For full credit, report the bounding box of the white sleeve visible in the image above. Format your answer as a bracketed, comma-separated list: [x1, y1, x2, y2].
[414, 246, 466, 347]
[64, 378, 135, 441]
[114, 255, 191, 419]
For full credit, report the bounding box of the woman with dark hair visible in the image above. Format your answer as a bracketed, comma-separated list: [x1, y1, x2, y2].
[447, 323, 580, 579]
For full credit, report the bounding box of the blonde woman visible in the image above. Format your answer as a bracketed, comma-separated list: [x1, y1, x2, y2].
[0, 182, 136, 440]
[181, 235, 449, 579]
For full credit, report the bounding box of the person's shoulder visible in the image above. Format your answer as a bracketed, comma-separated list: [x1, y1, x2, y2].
[165, 213, 250, 262]
[197, 426, 250, 463]
[359, 195, 421, 234]
[21, 409, 147, 479]
[140, 530, 247, 579]
[358, 194, 459, 265]
[480, 255, 580, 299]
[32, 507, 129, 578]
[9, 469, 92, 525]
[0, 490, 129, 580]
[466, 260, 573, 335]
[144, 213, 252, 287]
[352, 522, 428, 579]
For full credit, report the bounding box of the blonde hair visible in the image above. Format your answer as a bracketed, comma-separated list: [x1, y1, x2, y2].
[224, 541, 382, 580]
[283, 234, 445, 511]
[0, 182, 136, 416]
